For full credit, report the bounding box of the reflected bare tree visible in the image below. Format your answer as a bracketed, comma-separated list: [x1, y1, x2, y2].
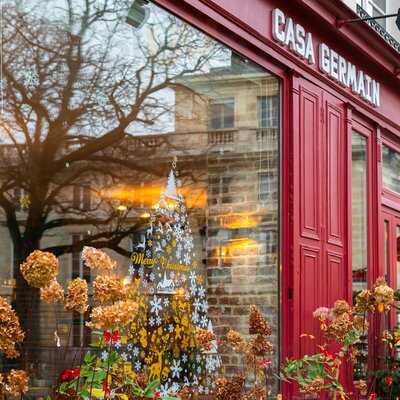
[0, 0, 221, 367]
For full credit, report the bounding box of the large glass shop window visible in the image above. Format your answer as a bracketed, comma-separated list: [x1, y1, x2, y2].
[0, 0, 280, 396]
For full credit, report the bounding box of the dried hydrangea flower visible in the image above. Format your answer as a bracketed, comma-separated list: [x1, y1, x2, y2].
[81, 246, 116, 271]
[215, 374, 245, 400]
[354, 315, 367, 331]
[5, 370, 29, 396]
[247, 334, 273, 357]
[40, 279, 64, 304]
[226, 329, 247, 353]
[93, 275, 124, 305]
[373, 277, 394, 312]
[0, 296, 24, 358]
[242, 386, 267, 400]
[332, 300, 351, 317]
[354, 289, 374, 313]
[354, 379, 368, 396]
[195, 327, 215, 351]
[313, 306, 333, 320]
[20, 250, 59, 288]
[0, 373, 4, 397]
[249, 305, 272, 336]
[87, 300, 138, 331]
[65, 278, 88, 314]
[300, 377, 325, 394]
[325, 312, 353, 342]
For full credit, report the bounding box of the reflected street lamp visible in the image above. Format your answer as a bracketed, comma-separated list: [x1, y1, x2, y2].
[126, 0, 150, 30]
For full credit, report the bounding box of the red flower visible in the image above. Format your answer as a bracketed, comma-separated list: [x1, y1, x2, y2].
[61, 369, 71, 381]
[385, 376, 393, 386]
[60, 368, 80, 381]
[153, 392, 161, 399]
[256, 359, 272, 368]
[369, 393, 377, 400]
[103, 379, 110, 397]
[70, 368, 80, 379]
[321, 349, 335, 360]
[103, 330, 120, 344]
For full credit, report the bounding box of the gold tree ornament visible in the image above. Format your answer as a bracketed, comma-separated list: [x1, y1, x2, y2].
[0, 296, 25, 358]
[19, 194, 31, 210]
[20, 250, 59, 288]
[65, 278, 88, 314]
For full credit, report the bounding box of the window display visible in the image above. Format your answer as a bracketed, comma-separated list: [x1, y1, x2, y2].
[0, 0, 280, 396]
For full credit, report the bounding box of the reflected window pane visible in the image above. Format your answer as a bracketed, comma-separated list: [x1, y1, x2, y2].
[383, 145, 400, 194]
[397, 226, 400, 327]
[352, 132, 368, 297]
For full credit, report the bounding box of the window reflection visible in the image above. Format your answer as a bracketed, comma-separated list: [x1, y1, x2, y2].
[397, 226, 400, 327]
[352, 132, 368, 298]
[382, 145, 400, 194]
[352, 132, 368, 381]
[0, 0, 280, 394]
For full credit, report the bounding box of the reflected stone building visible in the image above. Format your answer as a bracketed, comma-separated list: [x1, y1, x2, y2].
[0, 49, 279, 390]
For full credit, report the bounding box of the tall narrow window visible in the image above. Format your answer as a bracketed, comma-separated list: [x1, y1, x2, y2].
[352, 132, 368, 300]
[382, 144, 400, 194]
[73, 185, 91, 210]
[209, 98, 235, 129]
[258, 95, 279, 129]
[397, 226, 400, 326]
[352, 132, 369, 381]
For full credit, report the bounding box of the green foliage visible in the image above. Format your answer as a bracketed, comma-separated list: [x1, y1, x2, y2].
[374, 369, 400, 399]
[282, 353, 344, 396]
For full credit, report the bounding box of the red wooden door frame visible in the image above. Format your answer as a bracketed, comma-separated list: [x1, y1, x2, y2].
[351, 115, 381, 371]
[382, 208, 400, 329]
[381, 137, 400, 214]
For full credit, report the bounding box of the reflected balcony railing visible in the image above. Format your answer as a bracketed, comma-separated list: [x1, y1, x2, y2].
[207, 129, 235, 145]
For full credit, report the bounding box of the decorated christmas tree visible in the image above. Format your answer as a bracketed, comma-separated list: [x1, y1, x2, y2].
[128, 160, 220, 397]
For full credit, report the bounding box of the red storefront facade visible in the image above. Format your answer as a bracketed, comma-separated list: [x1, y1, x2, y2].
[3, 0, 400, 396]
[153, 0, 400, 391]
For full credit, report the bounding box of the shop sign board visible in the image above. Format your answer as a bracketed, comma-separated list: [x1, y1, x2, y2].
[272, 8, 380, 107]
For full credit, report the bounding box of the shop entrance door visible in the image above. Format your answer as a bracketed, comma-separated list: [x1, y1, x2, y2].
[290, 77, 348, 359]
[382, 208, 400, 328]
